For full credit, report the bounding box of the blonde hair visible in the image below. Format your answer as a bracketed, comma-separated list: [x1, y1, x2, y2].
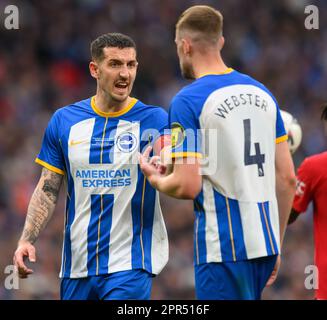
[176, 5, 223, 44]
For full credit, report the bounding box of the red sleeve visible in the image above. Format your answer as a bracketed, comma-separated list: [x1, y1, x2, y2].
[293, 158, 313, 213]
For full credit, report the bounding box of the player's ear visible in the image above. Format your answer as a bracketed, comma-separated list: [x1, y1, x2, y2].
[182, 38, 191, 56]
[218, 36, 225, 50]
[89, 61, 99, 79]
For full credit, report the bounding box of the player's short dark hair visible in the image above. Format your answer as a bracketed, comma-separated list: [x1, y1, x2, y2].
[176, 5, 223, 42]
[321, 103, 327, 121]
[90, 33, 136, 61]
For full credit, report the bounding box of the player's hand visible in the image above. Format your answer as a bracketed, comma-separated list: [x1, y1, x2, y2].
[139, 146, 163, 187]
[13, 241, 36, 279]
[265, 255, 281, 287]
[150, 156, 167, 175]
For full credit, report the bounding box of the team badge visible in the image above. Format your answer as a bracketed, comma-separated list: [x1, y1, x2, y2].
[116, 132, 137, 153]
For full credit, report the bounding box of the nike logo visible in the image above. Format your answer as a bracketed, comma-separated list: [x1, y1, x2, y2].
[69, 139, 87, 146]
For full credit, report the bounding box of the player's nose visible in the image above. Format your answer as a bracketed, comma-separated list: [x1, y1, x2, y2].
[118, 65, 129, 79]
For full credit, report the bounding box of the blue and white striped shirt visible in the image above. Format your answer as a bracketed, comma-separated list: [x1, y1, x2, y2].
[36, 97, 169, 278]
[169, 69, 287, 264]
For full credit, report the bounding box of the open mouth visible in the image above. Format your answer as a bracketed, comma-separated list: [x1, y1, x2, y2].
[115, 82, 129, 90]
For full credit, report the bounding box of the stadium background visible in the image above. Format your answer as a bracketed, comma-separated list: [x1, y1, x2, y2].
[0, 0, 326, 299]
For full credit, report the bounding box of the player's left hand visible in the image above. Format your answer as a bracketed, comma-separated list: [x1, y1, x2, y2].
[265, 255, 281, 287]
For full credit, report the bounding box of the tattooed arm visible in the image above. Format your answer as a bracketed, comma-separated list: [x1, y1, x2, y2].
[13, 167, 63, 278]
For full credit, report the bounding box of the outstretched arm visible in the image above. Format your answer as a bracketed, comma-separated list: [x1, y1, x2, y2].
[140, 146, 202, 199]
[13, 167, 63, 278]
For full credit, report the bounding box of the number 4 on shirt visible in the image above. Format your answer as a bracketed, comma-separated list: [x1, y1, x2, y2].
[243, 119, 265, 177]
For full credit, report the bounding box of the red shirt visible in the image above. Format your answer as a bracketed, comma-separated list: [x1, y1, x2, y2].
[293, 152, 327, 299]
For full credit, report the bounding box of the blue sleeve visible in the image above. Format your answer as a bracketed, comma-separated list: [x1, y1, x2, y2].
[35, 111, 65, 175]
[276, 104, 288, 143]
[168, 95, 202, 158]
[153, 107, 169, 140]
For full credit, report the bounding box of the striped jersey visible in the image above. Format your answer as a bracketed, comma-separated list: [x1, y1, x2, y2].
[36, 96, 169, 278]
[169, 68, 287, 264]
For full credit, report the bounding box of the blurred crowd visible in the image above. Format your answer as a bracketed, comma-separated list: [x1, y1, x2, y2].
[0, 0, 326, 299]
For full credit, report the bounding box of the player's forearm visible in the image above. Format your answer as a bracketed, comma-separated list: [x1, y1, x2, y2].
[154, 173, 185, 198]
[276, 173, 296, 247]
[20, 168, 63, 244]
[154, 171, 200, 199]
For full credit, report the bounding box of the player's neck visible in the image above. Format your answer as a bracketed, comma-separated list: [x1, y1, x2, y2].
[94, 91, 132, 114]
[193, 55, 229, 79]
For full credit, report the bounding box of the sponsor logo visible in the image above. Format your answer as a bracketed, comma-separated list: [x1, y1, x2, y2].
[69, 139, 87, 146]
[296, 179, 306, 196]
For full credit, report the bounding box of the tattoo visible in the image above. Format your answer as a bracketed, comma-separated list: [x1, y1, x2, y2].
[20, 168, 63, 244]
[41, 169, 62, 203]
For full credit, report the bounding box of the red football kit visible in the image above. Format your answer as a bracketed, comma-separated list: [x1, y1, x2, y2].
[293, 152, 327, 299]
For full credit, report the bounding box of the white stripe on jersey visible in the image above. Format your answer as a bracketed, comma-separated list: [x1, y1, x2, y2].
[151, 191, 169, 274]
[203, 179, 221, 262]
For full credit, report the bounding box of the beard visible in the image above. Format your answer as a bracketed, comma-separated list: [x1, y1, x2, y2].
[180, 61, 195, 80]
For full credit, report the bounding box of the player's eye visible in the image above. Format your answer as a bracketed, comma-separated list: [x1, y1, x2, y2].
[109, 61, 121, 68]
[127, 61, 137, 68]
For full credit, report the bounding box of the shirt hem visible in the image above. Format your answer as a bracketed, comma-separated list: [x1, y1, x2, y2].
[195, 251, 279, 265]
[59, 266, 158, 279]
[35, 158, 65, 175]
[276, 134, 288, 144]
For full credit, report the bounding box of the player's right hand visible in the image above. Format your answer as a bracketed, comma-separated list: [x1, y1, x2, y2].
[13, 241, 36, 279]
[139, 146, 160, 183]
[149, 155, 167, 175]
[265, 255, 281, 287]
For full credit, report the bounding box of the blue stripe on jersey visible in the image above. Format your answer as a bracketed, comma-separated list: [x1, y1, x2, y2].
[89, 118, 114, 164]
[258, 201, 278, 255]
[87, 194, 114, 275]
[103, 123, 115, 164]
[87, 195, 102, 275]
[60, 137, 74, 278]
[98, 194, 114, 274]
[194, 191, 207, 265]
[213, 190, 247, 262]
[131, 170, 154, 273]
[62, 189, 75, 278]
[227, 198, 248, 260]
[131, 171, 144, 270]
